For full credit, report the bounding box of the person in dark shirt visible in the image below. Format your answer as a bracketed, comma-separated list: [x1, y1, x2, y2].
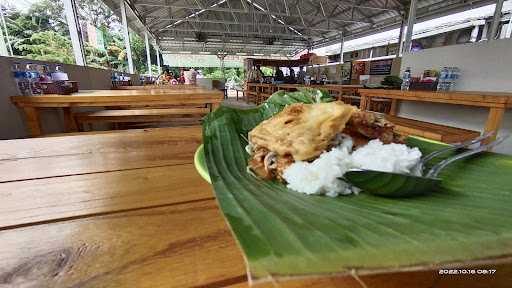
[274, 67, 284, 81]
[288, 67, 295, 79]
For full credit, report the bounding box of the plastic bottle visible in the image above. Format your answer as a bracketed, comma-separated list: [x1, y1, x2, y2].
[38, 64, 52, 82]
[450, 67, 460, 91]
[12, 63, 31, 96]
[304, 75, 311, 85]
[437, 67, 448, 91]
[401, 67, 411, 91]
[26, 63, 42, 95]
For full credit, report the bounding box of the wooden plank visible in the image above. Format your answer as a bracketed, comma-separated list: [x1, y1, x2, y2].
[75, 108, 209, 123]
[387, 116, 480, 143]
[358, 89, 510, 106]
[0, 200, 248, 288]
[77, 108, 209, 117]
[0, 127, 202, 182]
[114, 85, 202, 90]
[0, 164, 212, 229]
[11, 89, 224, 108]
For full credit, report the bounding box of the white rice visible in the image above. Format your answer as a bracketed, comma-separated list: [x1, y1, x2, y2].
[282, 136, 422, 197]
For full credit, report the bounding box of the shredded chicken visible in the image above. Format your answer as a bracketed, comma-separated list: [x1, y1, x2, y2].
[344, 111, 403, 147]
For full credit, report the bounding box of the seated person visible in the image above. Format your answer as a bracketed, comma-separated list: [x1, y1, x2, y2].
[274, 67, 285, 82]
[157, 69, 171, 84]
[296, 66, 307, 84]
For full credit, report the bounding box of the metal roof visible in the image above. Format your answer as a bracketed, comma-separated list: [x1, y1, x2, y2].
[106, 0, 496, 56]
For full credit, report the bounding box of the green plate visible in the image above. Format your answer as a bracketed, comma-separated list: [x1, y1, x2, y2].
[201, 89, 512, 283]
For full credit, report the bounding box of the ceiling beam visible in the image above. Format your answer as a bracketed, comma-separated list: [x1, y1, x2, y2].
[135, 2, 372, 24]
[152, 17, 340, 32]
[159, 27, 310, 39]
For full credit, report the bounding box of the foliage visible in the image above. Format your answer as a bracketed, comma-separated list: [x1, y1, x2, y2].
[3, 0, 228, 76]
[381, 75, 403, 88]
[200, 67, 245, 88]
[5, 0, 72, 62]
[16, 31, 74, 64]
[260, 67, 274, 76]
[76, 0, 120, 30]
[4, 0, 157, 74]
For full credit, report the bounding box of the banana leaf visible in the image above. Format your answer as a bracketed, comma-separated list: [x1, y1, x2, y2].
[202, 90, 512, 283]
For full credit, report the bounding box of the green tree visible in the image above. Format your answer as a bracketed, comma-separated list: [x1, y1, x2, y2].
[16, 31, 74, 64]
[76, 0, 119, 29]
[4, 0, 156, 74]
[261, 67, 274, 76]
[5, 0, 73, 62]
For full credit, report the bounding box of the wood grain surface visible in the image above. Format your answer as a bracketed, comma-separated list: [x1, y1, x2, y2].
[0, 164, 213, 229]
[0, 200, 248, 288]
[11, 89, 224, 107]
[75, 108, 209, 123]
[114, 85, 203, 90]
[358, 89, 512, 107]
[0, 127, 202, 182]
[1, 124, 509, 287]
[0, 127, 250, 288]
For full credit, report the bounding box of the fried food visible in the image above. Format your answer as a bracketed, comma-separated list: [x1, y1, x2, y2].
[249, 102, 356, 161]
[345, 111, 402, 147]
[247, 102, 403, 181]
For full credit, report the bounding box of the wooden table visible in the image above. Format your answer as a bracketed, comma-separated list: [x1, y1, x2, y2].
[0, 127, 510, 287]
[358, 89, 512, 140]
[114, 84, 203, 90]
[0, 127, 249, 287]
[11, 89, 224, 137]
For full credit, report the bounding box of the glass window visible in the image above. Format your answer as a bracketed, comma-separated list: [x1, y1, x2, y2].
[129, 28, 158, 75]
[129, 28, 146, 74]
[2, 0, 75, 64]
[76, 0, 128, 72]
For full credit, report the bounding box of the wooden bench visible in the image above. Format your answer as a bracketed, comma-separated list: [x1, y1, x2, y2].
[75, 108, 209, 130]
[385, 115, 480, 143]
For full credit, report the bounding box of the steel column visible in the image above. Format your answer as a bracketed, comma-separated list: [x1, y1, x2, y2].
[396, 16, 405, 57]
[490, 0, 505, 41]
[0, 21, 7, 56]
[120, 0, 134, 74]
[155, 45, 162, 75]
[339, 32, 344, 64]
[144, 31, 152, 76]
[0, 4, 13, 56]
[403, 0, 417, 54]
[63, 0, 86, 66]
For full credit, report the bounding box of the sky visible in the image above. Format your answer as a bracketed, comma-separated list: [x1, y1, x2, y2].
[3, 0, 35, 11]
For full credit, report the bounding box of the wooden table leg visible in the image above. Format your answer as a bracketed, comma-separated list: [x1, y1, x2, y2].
[484, 107, 505, 142]
[21, 106, 42, 137]
[360, 95, 369, 111]
[62, 107, 78, 133]
[389, 99, 399, 116]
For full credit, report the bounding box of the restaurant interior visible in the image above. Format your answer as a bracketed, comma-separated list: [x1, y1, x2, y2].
[0, 0, 511, 287]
